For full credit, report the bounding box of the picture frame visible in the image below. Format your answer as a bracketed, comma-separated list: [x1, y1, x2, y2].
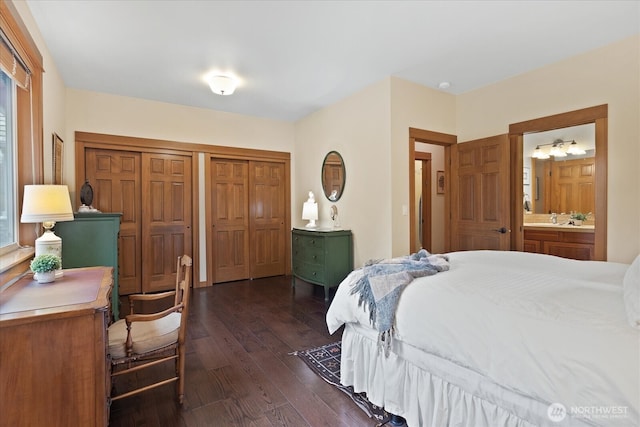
[523, 167, 530, 186]
[436, 170, 445, 194]
[53, 133, 63, 184]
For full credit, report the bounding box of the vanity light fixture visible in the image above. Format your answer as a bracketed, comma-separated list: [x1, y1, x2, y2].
[566, 140, 586, 155]
[207, 75, 237, 96]
[549, 142, 567, 157]
[531, 146, 550, 159]
[531, 139, 585, 159]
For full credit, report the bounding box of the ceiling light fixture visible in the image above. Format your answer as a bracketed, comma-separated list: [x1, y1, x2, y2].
[207, 75, 237, 96]
[438, 81, 451, 90]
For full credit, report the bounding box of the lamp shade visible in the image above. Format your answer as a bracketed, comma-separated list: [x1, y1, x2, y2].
[208, 75, 237, 96]
[21, 185, 74, 223]
[302, 201, 318, 228]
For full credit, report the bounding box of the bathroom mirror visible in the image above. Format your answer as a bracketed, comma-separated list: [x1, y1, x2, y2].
[523, 123, 595, 215]
[321, 151, 345, 201]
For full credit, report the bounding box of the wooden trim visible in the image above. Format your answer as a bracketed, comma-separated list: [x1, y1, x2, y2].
[509, 105, 607, 134]
[508, 105, 608, 260]
[75, 131, 290, 162]
[0, 1, 44, 73]
[594, 117, 607, 261]
[409, 127, 457, 145]
[408, 128, 457, 254]
[510, 134, 524, 251]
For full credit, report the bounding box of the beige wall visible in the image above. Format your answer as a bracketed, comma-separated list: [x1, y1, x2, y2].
[64, 89, 295, 195]
[390, 77, 456, 257]
[457, 35, 640, 263]
[294, 79, 392, 267]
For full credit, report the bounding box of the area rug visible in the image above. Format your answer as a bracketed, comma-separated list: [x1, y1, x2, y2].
[293, 341, 391, 425]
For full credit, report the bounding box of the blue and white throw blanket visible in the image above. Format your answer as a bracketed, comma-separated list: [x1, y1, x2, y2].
[350, 249, 450, 356]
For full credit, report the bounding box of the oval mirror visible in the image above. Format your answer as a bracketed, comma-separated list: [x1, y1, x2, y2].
[321, 151, 346, 201]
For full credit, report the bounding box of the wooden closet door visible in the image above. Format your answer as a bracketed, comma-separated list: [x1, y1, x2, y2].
[142, 153, 192, 293]
[84, 148, 142, 294]
[249, 161, 286, 278]
[210, 159, 250, 283]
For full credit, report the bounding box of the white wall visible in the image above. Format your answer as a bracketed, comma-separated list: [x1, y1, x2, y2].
[456, 35, 640, 263]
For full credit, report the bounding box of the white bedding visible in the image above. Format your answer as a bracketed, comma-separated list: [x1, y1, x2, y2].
[326, 250, 640, 427]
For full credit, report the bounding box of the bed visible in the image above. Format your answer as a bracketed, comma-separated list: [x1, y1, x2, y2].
[326, 250, 640, 427]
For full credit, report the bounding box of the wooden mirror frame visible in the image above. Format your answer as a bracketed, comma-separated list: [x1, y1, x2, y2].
[509, 105, 607, 260]
[321, 151, 346, 201]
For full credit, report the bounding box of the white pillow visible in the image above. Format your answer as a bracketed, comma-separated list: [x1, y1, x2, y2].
[623, 255, 640, 329]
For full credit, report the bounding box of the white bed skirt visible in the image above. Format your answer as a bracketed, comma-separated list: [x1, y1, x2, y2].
[340, 323, 595, 427]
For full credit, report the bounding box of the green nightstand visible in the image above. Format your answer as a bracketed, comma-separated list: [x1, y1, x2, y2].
[54, 212, 122, 320]
[291, 228, 353, 301]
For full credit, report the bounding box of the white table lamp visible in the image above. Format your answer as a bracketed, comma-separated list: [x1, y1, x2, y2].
[21, 185, 75, 277]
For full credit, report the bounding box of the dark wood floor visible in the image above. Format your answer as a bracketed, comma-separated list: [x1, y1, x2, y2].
[109, 276, 375, 427]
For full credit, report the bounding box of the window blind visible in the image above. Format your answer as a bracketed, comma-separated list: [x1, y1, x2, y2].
[0, 29, 30, 89]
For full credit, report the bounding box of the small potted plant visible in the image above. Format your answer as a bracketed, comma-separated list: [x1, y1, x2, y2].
[571, 212, 588, 226]
[30, 254, 62, 283]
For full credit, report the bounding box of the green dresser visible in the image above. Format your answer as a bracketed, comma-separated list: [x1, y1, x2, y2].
[55, 212, 122, 320]
[291, 228, 353, 301]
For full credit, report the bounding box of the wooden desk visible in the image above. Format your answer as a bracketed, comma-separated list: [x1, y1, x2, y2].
[0, 267, 113, 427]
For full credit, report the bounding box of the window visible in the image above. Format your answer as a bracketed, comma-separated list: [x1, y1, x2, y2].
[0, 0, 44, 281]
[0, 70, 16, 254]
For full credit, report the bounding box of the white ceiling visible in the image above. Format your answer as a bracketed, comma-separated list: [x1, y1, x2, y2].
[25, 0, 640, 123]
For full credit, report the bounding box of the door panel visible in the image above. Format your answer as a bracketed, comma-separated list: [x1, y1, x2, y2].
[142, 153, 192, 292]
[249, 162, 286, 278]
[551, 157, 595, 215]
[450, 135, 510, 251]
[85, 148, 141, 294]
[211, 160, 250, 283]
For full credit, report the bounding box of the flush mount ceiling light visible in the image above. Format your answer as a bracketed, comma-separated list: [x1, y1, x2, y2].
[207, 75, 237, 96]
[438, 81, 451, 90]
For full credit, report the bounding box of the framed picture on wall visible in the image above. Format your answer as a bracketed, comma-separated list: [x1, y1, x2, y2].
[523, 167, 530, 186]
[53, 133, 63, 184]
[437, 170, 445, 194]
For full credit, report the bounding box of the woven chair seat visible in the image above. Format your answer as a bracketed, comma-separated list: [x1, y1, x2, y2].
[108, 312, 181, 359]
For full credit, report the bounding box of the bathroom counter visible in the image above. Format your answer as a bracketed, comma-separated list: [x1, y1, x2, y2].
[523, 223, 594, 233]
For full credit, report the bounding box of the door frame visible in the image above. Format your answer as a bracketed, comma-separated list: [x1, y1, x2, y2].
[408, 128, 457, 253]
[413, 152, 432, 252]
[508, 104, 608, 260]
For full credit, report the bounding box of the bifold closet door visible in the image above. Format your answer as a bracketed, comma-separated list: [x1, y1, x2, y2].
[249, 161, 286, 278]
[84, 148, 193, 294]
[210, 159, 286, 283]
[142, 153, 192, 293]
[84, 148, 142, 295]
[210, 159, 250, 283]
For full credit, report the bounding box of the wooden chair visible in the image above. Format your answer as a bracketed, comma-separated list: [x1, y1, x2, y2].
[108, 254, 192, 404]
